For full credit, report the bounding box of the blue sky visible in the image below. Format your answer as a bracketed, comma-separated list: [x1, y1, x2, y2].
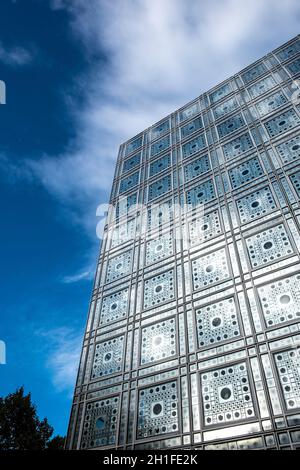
[0, 0, 299, 437]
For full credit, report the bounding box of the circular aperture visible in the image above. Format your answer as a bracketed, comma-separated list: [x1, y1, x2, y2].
[104, 352, 112, 362]
[156, 244, 163, 252]
[152, 403, 162, 415]
[279, 120, 286, 126]
[155, 285, 163, 293]
[116, 263, 122, 270]
[212, 317, 222, 327]
[95, 417, 105, 430]
[242, 169, 249, 176]
[279, 294, 291, 305]
[153, 336, 163, 346]
[205, 264, 214, 273]
[263, 241, 273, 250]
[111, 303, 118, 310]
[220, 387, 232, 400]
[251, 200, 260, 208]
[292, 144, 300, 151]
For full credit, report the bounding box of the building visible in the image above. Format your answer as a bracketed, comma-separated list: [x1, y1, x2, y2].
[66, 36, 300, 450]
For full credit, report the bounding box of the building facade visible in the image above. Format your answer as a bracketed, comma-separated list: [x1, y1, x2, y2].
[66, 36, 300, 450]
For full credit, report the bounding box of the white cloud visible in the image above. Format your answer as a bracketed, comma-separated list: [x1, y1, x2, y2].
[62, 269, 94, 284]
[38, 327, 82, 395]
[0, 41, 34, 66]
[24, 0, 300, 235]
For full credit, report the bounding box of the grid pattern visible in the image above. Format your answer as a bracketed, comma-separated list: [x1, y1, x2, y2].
[67, 36, 300, 450]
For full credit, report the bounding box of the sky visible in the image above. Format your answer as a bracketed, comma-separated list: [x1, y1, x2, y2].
[0, 0, 299, 437]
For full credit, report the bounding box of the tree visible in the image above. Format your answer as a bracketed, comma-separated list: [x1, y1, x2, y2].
[0, 387, 65, 450]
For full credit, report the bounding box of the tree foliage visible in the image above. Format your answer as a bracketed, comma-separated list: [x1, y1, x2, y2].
[0, 387, 65, 450]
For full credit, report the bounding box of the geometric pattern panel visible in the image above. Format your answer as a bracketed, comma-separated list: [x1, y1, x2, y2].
[255, 91, 288, 117]
[286, 58, 300, 77]
[137, 381, 179, 439]
[257, 273, 300, 327]
[151, 120, 170, 141]
[213, 97, 238, 119]
[209, 82, 232, 104]
[99, 288, 129, 325]
[222, 133, 254, 160]
[201, 363, 255, 426]
[276, 40, 300, 61]
[122, 152, 141, 174]
[192, 248, 230, 290]
[182, 134, 206, 159]
[196, 297, 240, 348]
[91, 336, 124, 379]
[148, 175, 172, 201]
[290, 170, 300, 197]
[143, 269, 175, 309]
[188, 210, 222, 247]
[105, 250, 132, 283]
[241, 62, 267, 84]
[145, 232, 173, 266]
[111, 219, 136, 248]
[229, 157, 264, 189]
[179, 102, 200, 122]
[276, 134, 300, 164]
[236, 186, 277, 224]
[81, 397, 119, 448]
[119, 171, 140, 194]
[140, 318, 176, 365]
[184, 154, 210, 182]
[264, 108, 300, 138]
[116, 192, 137, 219]
[248, 75, 276, 99]
[181, 117, 203, 139]
[147, 199, 173, 230]
[217, 114, 245, 139]
[245, 224, 293, 269]
[186, 179, 215, 207]
[274, 349, 300, 411]
[150, 135, 170, 157]
[149, 154, 171, 177]
[125, 136, 142, 156]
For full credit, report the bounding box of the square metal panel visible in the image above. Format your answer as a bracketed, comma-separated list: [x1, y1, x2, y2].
[125, 136, 143, 156]
[91, 336, 125, 378]
[188, 210, 222, 246]
[182, 134, 206, 158]
[148, 175, 172, 201]
[201, 362, 255, 426]
[217, 113, 245, 139]
[196, 297, 240, 347]
[186, 179, 215, 207]
[209, 82, 232, 104]
[149, 154, 171, 177]
[255, 91, 288, 117]
[99, 288, 129, 325]
[241, 62, 267, 84]
[258, 273, 300, 327]
[137, 381, 179, 439]
[236, 186, 276, 223]
[222, 132, 254, 160]
[248, 75, 276, 99]
[122, 152, 141, 174]
[286, 57, 300, 76]
[229, 157, 264, 189]
[143, 269, 175, 309]
[213, 97, 239, 119]
[81, 397, 119, 448]
[274, 350, 300, 411]
[264, 108, 300, 138]
[179, 102, 200, 122]
[181, 117, 203, 139]
[184, 154, 210, 182]
[245, 224, 293, 269]
[276, 40, 300, 61]
[192, 248, 230, 290]
[119, 171, 140, 194]
[145, 232, 173, 265]
[276, 134, 300, 164]
[105, 250, 132, 283]
[140, 317, 176, 365]
[150, 135, 171, 157]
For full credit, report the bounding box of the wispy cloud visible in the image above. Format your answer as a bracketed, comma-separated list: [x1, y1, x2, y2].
[62, 269, 94, 284]
[38, 327, 82, 395]
[11, 1, 300, 234]
[0, 41, 34, 66]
